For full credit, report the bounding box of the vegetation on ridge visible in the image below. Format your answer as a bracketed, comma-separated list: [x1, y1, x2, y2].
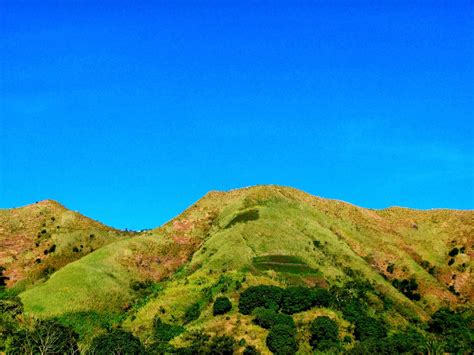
[1, 185, 472, 353]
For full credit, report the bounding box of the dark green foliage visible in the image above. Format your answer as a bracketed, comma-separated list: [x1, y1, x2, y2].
[88, 328, 146, 354]
[312, 287, 334, 307]
[243, 345, 260, 354]
[392, 278, 421, 300]
[0, 267, 9, 288]
[448, 247, 459, 257]
[252, 308, 295, 329]
[353, 315, 387, 341]
[342, 300, 386, 340]
[266, 324, 298, 354]
[429, 308, 473, 353]
[384, 328, 426, 353]
[238, 285, 284, 315]
[48, 244, 56, 253]
[226, 209, 259, 228]
[448, 258, 455, 266]
[72, 246, 79, 253]
[208, 335, 236, 354]
[184, 302, 201, 323]
[213, 296, 232, 315]
[181, 330, 211, 354]
[309, 316, 339, 351]
[313, 240, 321, 248]
[153, 316, 184, 342]
[280, 286, 315, 314]
[146, 341, 177, 354]
[178, 331, 237, 354]
[386, 263, 395, 273]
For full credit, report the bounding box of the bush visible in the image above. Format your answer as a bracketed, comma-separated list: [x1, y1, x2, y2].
[239, 285, 284, 315]
[353, 315, 387, 341]
[448, 248, 459, 257]
[309, 316, 339, 351]
[312, 287, 334, 307]
[266, 324, 298, 354]
[280, 286, 315, 314]
[252, 308, 295, 329]
[392, 278, 421, 301]
[88, 328, 146, 354]
[184, 302, 201, 323]
[153, 316, 184, 342]
[213, 296, 232, 316]
[208, 335, 236, 354]
[244, 345, 261, 354]
[429, 308, 473, 353]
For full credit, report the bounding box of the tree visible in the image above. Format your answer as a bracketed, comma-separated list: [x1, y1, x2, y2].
[21, 319, 79, 355]
[239, 285, 284, 315]
[252, 308, 295, 330]
[280, 286, 315, 314]
[184, 302, 201, 323]
[88, 328, 146, 354]
[312, 287, 333, 307]
[213, 296, 232, 316]
[266, 324, 298, 354]
[153, 316, 184, 342]
[243, 345, 261, 354]
[309, 316, 339, 351]
[208, 335, 236, 355]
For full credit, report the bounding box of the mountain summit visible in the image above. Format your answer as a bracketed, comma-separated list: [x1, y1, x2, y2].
[1, 186, 472, 353]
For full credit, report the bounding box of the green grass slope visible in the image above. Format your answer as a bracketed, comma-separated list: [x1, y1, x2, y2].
[14, 186, 473, 351]
[0, 200, 130, 290]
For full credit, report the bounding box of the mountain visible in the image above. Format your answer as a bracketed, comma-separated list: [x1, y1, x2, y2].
[0, 200, 130, 289]
[1, 186, 472, 354]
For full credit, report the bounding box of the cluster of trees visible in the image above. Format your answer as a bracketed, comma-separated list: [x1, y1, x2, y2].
[2, 278, 472, 354]
[238, 285, 332, 315]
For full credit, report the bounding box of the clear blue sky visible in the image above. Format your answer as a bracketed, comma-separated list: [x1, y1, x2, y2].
[1, 0, 473, 230]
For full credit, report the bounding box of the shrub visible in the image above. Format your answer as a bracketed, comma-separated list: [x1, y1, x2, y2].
[252, 308, 295, 329]
[312, 287, 333, 307]
[213, 296, 232, 316]
[392, 278, 421, 300]
[266, 324, 298, 354]
[280, 286, 315, 314]
[153, 316, 184, 342]
[184, 302, 201, 323]
[386, 263, 395, 273]
[428, 307, 473, 353]
[88, 328, 146, 354]
[353, 315, 387, 341]
[309, 316, 339, 351]
[243, 345, 260, 354]
[448, 248, 459, 257]
[208, 335, 236, 355]
[239, 285, 284, 315]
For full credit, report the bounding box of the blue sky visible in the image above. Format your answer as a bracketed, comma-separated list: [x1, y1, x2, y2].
[1, 0, 473, 230]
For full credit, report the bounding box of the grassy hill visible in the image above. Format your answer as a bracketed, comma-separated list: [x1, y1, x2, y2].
[0, 200, 130, 290]
[2, 186, 472, 353]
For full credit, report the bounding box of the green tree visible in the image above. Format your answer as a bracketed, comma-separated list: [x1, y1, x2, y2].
[266, 324, 297, 354]
[252, 308, 295, 330]
[88, 328, 146, 354]
[183, 302, 201, 323]
[213, 296, 232, 316]
[280, 286, 315, 314]
[309, 316, 339, 351]
[153, 316, 184, 342]
[239, 285, 284, 315]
